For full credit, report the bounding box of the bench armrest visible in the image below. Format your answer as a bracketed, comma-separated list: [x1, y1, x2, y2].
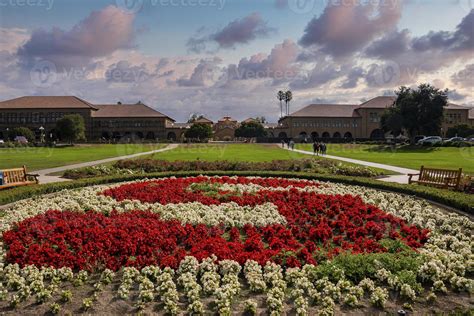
[407, 173, 419, 184]
[26, 173, 39, 184]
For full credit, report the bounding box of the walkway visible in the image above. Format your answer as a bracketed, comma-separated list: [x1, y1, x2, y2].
[281, 145, 418, 184]
[36, 144, 178, 184]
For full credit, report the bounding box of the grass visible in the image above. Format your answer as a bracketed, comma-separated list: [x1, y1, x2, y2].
[147, 144, 310, 162]
[296, 143, 474, 174]
[0, 144, 166, 171]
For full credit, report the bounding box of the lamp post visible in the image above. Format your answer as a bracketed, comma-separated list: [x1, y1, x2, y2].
[39, 126, 45, 143]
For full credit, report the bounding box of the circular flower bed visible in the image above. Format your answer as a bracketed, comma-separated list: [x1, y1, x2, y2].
[0, 176, 472, 315]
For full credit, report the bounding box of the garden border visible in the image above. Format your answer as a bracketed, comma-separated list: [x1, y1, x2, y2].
[0, 171, 472, 214]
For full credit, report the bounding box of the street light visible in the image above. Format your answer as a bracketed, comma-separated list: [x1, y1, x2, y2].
[39, 126, 45, 143]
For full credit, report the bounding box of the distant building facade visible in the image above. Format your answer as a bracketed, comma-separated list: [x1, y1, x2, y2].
[0, 95, 473, 142]
[278, 96, 474, 141]
[0, 96, 173, 141]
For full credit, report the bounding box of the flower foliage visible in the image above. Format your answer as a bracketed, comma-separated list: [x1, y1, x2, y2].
[3, 176, 428, 271]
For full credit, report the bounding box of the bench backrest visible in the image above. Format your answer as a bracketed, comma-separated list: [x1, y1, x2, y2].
[1, 166, 28, 185]
[419, 166, 463, 186]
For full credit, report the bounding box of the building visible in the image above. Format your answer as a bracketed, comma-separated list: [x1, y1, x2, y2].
[0, 96, 173, 141]
[0, 96, 97, 140]
[1, 95, 473, 142]
[278, 96, 474, 140]
[213, 117, 239, 141]
[92, 102, 174, 141]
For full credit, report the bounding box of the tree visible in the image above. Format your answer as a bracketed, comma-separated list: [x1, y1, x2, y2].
[285, 90, 293, 116]
[55, 114, 86, 143]
[255, 116, 266, 124]
[8, 127, 35, 142]
[184, 123, 212, 141]
[446, 124, 474, 138]
[381, 84, 448, 143]
[187, 113, 205, 123]
[235, 121, 267, 138]
[277, 91, 285, 118]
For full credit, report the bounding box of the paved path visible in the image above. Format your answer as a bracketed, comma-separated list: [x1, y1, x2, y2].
[36, 144, 178, 184]
[281, 145, 418, 184]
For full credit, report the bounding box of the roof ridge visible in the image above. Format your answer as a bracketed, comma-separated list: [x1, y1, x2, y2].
[72, 96, 98, 110]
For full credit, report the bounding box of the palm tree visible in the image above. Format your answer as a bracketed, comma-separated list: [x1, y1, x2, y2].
[277, 90, 285, 118]
[285, 90, 293, 116]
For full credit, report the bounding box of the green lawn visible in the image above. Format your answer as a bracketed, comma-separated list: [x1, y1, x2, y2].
[0, 144, 166, 171]
[148, 144, 308, 162]
[296, 143, 474, 174]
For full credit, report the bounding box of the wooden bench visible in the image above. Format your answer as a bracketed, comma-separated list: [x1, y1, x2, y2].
[408, 166, 463, 190]
[0, 166, 39, 190]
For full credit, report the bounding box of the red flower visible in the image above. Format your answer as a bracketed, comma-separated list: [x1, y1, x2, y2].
[2, 177, 429, 271]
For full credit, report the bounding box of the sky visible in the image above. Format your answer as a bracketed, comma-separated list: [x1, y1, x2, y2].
[0, 0, 473, 122]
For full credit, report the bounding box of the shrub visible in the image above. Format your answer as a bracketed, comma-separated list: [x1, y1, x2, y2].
[63, 159, 381, 180]
[7, 127, 35, 142]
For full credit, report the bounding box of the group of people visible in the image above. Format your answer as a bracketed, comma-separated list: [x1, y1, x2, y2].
[280, 139, 327, 155]
[281, 139, 295, 150]
[312, 141, 327, 156]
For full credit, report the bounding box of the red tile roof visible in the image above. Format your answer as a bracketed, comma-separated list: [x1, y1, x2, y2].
[359, 96, 396, 108]
[289, 104, 360, 118]
[92, 103, 174, 121]
[0, 96, 97, 110]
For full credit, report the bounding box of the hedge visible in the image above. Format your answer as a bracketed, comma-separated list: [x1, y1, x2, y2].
[0, 171, 472, 214]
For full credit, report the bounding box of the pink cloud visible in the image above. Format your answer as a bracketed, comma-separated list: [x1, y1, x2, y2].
[18, 5, 136, 68]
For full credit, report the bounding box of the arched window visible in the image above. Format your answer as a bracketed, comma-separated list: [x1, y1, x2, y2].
[146, 132, 155, 140]
[167, 132, 177, 141]
[299, 132, 307, 139]
[370, 129, 385, 139]
[344, 132, 353, 139]
[310, 132, 319, 140]
[322, 132, 330, 138]
[333, 132, 341, 138]
[136, 132, 144, 139]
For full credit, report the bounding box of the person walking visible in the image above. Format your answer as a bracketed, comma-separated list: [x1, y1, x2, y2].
[289, 139, 295, 150]
[281, 139, 285, 148]
[321, 142, 327, 156]
[312, 141, 318, 156]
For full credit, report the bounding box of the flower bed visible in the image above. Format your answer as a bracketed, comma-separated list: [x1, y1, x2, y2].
[0, 176, 472, 314]
[62, 158, 383, 179]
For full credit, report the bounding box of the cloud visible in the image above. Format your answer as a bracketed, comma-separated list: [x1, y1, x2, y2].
[299, 1, 402, 57]
[187, 13, 275, 53]
[448, 90, 466, 101]
[290, 57, 355, 90]
[0, 28, 30, 53]
[105, 61, 151, 83]
[226, 39, 300, 84]
[18, 5, 136, 68]
[177, 57, 223, 87]
[363, 10, 474, 85]
[412, 9, 473, 53]
[340, 67, 365, 89]
[365, 29, 411, 59]
[451, 64, 474, 88]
